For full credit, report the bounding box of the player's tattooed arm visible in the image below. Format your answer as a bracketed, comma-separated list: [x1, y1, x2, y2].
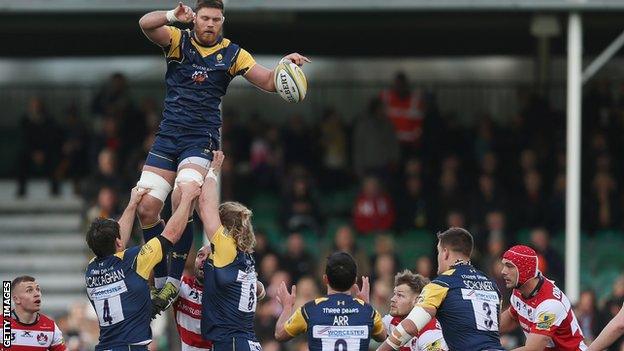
[117, 186, 148, 249]
[139, 2, 194, 47]
[199, 150, 225, 241]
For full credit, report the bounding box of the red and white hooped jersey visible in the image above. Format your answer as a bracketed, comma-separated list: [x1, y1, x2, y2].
[382, 314, 448, 351]
[173, 275, 213, 351]
[0, 311, 66, 351]
[509, 278, 587, 350]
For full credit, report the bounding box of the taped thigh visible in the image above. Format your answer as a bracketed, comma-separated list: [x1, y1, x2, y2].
[175, 167, 205, 187]
[136, 171, 173, 202]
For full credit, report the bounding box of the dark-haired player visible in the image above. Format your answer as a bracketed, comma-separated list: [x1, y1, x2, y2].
[377, 227, 505, 351]
[136, 0, 310, 313]
[84, 182, 199, 351]
[274, 252, 387, 351]
[499, 245, 586, 350]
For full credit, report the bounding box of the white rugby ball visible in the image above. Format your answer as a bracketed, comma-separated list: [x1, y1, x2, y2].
[274, 61, 307, 103]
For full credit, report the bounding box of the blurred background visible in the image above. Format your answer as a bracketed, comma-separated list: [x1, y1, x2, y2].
[1, 0, 624, 350]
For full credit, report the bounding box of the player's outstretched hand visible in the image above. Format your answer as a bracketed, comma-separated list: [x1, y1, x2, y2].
[129, 187, 149, 207]
[173, 2, 195, 23]
[179, 181, 201, 200]
[211, 150, 225, 173]
[351, 276, 370, 303]
[275, 281, 296, 308]
[282, 53, 311, 67]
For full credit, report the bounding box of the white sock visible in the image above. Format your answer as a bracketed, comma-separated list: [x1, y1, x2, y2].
[155, 277, 167, 290]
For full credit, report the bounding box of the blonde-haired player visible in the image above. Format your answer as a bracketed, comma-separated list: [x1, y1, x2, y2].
[197, 151, 263, 351]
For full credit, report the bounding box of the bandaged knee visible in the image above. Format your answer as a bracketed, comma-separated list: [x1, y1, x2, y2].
[175, 168, 204, 187]
[136, 171, 172, 202]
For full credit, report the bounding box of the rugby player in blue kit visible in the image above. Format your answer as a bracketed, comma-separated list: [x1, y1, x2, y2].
[274, 252, 387, 351]
[85, 182, 200, 351]
[377, 228, 505, 351]
[136, 0, 310, 314]
[196, 151, 264, 351]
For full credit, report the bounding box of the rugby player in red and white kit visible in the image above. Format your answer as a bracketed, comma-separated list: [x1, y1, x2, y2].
[1, 276, 66, 351]
[499, 245, 587, 351]
[173, 245, 266, 351]
[382, 270, 448, 351]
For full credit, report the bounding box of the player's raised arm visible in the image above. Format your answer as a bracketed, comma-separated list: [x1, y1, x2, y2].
[139, 2, 194, 47]
[244, 53, 311, 92]
[588, 302, 624, 351]
[161, 181, 201, 244]
[117, 186, 148, 249]
[199, 151, 225, 240]
[274, 281, 301, 341]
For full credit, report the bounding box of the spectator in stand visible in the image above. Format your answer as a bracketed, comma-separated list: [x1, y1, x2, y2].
[586, 171, 621, 232]
[17, 96, 63, 197]
[475, 210, 507, 256]
[282, 114, 315, 170]
[380, 72, 427, 156]
[281, 175, 322, 233]
[57, 104, 89, 194]
[445, 210, 466, 229]
[353, 97, 400, 179]
[471, 175, 507, 231]
[253, 230, 279, 269]
[255, 300, 278, 344]
[353, 175, 396, 234]
[250, 124, 283, 191]
[318, 107, 350, 190]
[91, 72, 133, 117]
[281, 232, 315, 283]
[530, 228, 564, 285]
[435, 170, 465, 229]
[515, 169, 547, 228]
[575, 290, 602, 344]
[370, 235, 401, 279]
[415, 256, 435, 279]
[84, 186, 121, 229]
[91, 114, 122, 162]
[371, 279, 392, 316]
[294, 275, 320, 308]
[371, 253, 397, 289]
[259, 253, 281, 285]
[396, 175, 430, 231]
[82, 148, 123, 204]
[548, 173, 566, 232]
[323, 225, 371, 277]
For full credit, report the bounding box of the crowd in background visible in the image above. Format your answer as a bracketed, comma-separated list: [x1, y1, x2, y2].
[14, 72, 624, 350]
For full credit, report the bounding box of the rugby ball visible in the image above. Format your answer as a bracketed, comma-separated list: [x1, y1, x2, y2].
[274, 61, 307, 103]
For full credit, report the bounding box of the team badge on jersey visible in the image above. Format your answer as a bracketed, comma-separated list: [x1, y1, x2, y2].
[37, 332, 49, 345]
[536, 311, 556, 330]
[216, 53, 223, 62]
[192, 71, 207, 84]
